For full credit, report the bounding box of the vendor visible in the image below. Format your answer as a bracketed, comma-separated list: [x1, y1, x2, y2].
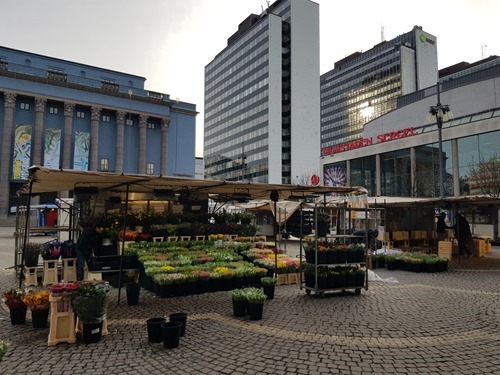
[76, 224, 105, 281]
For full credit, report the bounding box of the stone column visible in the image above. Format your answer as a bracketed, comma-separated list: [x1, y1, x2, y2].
[115, 111, 125, 174]
[0, 93, 17, 218]
[160, 117, 170, 175]
[138, 115, 148, 174]
[375, 154, 381, 196]
[32, 97, 47, 166]
[89, 107, 101, 171]
[62, 103, 75, 169]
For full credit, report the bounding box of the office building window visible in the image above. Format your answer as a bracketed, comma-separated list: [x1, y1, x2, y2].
[100, 158, 109, 171]
[102, 115, 111, 122]
[49, 107, 59, 115]
[76, 111, 85, 119]
[20, 102, 30, 110]
[147, 122, 155, 130]
[146, 162, 154, 175]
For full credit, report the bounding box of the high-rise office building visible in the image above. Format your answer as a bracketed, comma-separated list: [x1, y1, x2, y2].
[204, 0, 320, 184]
[320, 26, 438, 153]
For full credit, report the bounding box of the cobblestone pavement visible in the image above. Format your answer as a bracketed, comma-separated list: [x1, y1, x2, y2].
[1, 232, 500, 374]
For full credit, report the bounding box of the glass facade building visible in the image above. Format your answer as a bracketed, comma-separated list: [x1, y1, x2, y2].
[320, 26, 438, 151]
[204, 0, 320, 184]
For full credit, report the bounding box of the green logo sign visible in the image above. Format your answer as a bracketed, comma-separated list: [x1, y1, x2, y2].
[420, 34, 427, 43]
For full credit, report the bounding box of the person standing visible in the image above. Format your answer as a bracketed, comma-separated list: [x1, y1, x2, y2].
[436, 212, 448, 241]
[76, 224, 105, 281]
[452, 214, 473, 258]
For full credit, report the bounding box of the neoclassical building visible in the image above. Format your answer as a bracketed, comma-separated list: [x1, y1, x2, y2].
[0, 46, 197, 218]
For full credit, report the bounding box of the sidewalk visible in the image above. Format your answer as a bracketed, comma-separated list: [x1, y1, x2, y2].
[2, 232, 500, 374]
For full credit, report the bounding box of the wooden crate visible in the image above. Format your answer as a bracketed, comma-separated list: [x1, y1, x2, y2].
[473, 239, 486, 257]
[438, 241, 452, 259]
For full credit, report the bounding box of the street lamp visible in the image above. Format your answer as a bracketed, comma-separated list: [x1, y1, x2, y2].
[428, 83, 453, 199]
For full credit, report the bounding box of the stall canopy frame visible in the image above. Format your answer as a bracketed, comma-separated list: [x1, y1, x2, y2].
[18, 166, 368, 302]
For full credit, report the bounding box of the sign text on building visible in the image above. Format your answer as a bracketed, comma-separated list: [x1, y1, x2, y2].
[321, 127, 416, 156]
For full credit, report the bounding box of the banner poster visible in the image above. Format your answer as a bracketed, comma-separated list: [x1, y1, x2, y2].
[12, 124, 32, 180]
[44, 128, 61, 169]
[73, 131, 90, 171]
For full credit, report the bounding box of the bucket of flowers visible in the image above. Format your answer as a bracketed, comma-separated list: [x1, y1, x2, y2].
[2, 288, 27, 325]
[22, 289, 50, 328]
[42, 241, 62, 263]
[70, 281, 111, 343]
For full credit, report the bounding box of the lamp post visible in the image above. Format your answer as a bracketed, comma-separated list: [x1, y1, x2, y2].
[428, 84, 452, 199]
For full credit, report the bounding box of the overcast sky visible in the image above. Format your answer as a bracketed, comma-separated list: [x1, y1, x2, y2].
[0, 0, 498, 157]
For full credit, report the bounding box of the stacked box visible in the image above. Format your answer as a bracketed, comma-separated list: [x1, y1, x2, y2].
[438, 241, 452, 260]
[473, 239, 486, 257]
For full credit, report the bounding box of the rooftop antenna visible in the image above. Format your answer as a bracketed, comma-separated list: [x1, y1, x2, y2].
[381, 26, 385, 42]
[481, 44, 487, 59]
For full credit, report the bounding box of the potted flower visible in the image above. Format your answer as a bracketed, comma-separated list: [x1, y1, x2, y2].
[2, 288, 27, 325]
[260, 276, 276, 300]
[42, 241, 62, 261]
[22, 289, 50, 328]
[0, 340, 9, 361]
[23, 243, 42, 268]
[70, 281, 111, 343]
[230, 288, 247, 317]
[245, 287, 267, 320]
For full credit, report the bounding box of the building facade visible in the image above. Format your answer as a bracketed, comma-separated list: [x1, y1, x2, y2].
[204, 0, 320, 184]
[320, 26, 438, 150]
[0, 46, 197, 218]
[320, 58, 500, 236]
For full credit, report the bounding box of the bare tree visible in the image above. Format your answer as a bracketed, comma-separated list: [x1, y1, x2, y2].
[468, 154, 500, 197]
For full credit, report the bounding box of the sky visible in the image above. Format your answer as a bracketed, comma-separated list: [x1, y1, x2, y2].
[0, 0, 498, 157]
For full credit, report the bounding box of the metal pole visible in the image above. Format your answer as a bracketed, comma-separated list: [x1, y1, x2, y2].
[436, 84, 444, 199]
[117, 184, 130, 306]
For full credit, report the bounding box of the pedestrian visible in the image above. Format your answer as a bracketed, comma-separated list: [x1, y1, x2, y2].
[76, 224, 105, 281]
[451, 213, 473, 257]
[436, 212, 448, 241]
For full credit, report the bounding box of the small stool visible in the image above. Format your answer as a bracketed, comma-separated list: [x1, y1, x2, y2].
[195, 235, 205, 241]
[153, 237, 164, 242]
[48, 294, 76, 346]
[167, 236, 178, 242]
[84, 265, 102, 281]
[179, 236, 191, 242]
[43, 260, 59, 286]
[24, 266, 38, 287]
[62, 258, 77, 283]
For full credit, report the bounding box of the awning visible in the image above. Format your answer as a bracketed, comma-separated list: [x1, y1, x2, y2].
[20, 165, 368, 201]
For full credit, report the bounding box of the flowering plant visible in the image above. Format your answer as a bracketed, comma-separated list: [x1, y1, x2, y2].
[70, 281, 111, 323]
[22, 290, 50, 310]
[2, 288, 26, 309]
[60, 241, 76, 259]
[42, 242, 61, 260]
